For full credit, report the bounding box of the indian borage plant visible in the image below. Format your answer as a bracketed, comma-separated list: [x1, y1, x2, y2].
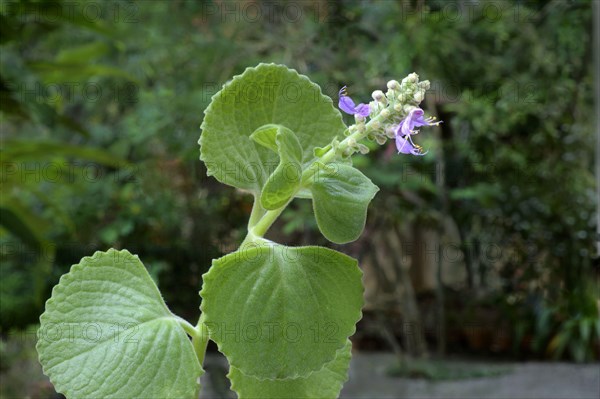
[36, 64, 440, 398]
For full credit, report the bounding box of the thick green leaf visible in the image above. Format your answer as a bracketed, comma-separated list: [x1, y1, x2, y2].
[199, 63, 346, 194]
[37, 249, 202, 399]
[251, 124, 303, 209]
[229, 340, 352, 399]
[200, 244, 363, 380]
[310, 163, 379, 244]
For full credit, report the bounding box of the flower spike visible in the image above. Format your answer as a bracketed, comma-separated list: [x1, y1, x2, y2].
[330, 74, 440, 159]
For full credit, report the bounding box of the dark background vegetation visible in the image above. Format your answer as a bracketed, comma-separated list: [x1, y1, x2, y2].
[1, 0, 598, 396]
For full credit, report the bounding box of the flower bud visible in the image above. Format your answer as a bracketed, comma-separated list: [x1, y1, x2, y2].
[380, 109, 390, 119]
[414, 91, 424, 103]
[355, 114, 365, 123]
[372, 90, 386, 102]
[407, 72, 419, 83]
[375, 135, 387, 145]
[371, 121, 381, 130]
[385, 127, 396, 139]
[369, 101, 380, 113]
[387, 80, 400, 90]
[394, 103, 403, 113]
[396, 91, 412, 104]
[418, 80, 431, 90]
[331, 139, 341, 154]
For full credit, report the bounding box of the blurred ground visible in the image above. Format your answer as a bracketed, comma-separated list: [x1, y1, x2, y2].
[340, 354, 600, 399]
[2, 333, 598, 398]
[201, 352, 600, 399]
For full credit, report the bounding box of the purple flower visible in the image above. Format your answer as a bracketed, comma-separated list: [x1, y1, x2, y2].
[394, 108, 441, 156]
[397, 108, 441, 137]
[395, 134, 428, 156]
[338, 86, 370, 117]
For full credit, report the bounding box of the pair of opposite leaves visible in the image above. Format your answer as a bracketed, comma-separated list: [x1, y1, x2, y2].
[38, 246, 362, 398]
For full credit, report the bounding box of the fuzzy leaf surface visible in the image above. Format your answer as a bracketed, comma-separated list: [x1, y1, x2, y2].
[199, 63, 346, 193]
[310, 163, 379, 244]
[250, 124, 303, 209]
[37, 249, 202, 399]
[200, 244, 363, 380]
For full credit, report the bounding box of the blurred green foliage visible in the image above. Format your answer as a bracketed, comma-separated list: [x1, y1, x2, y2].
[0, 326, 55, 398]
[1, 0, 597, 362]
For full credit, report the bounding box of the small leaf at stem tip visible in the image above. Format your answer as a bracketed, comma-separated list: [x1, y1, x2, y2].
[313, 144, 332, 157]
[250, 124, 282, 153]
[251, 124, 303, 210]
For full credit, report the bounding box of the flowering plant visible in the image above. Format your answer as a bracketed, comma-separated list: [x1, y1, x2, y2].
[36, 64, 440, 398]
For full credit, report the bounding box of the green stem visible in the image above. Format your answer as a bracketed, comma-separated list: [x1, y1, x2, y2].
[174, 315, 209, 368]
[247, 200, 266, 229]
[193, 313, 209, 367]
[250, 205, 287, 237]
[337, 116, 381, 151]
[175, 316, 198, 337]
[303, 114, 383, 182]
